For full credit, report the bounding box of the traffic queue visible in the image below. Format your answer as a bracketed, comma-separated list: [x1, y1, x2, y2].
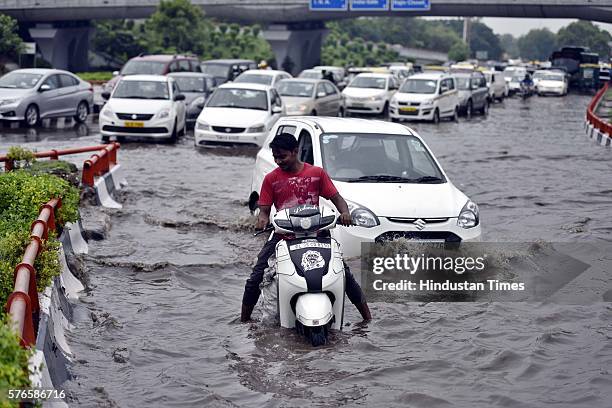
[0, 54, 586, 146]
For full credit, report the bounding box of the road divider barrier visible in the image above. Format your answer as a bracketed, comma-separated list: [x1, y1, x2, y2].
[585, 82, 612, 147]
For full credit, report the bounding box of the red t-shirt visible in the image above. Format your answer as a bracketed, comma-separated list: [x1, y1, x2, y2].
[258, 163, 338, 210]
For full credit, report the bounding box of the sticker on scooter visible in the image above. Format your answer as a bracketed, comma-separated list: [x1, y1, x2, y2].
[290, 242, 332, 250]
[301, 250, 326, 271]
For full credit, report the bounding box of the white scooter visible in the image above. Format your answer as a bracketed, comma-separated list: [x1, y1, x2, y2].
[269, 205, 346, 346]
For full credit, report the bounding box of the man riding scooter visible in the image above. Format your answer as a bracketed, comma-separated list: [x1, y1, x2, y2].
[520, 73, 534, 98]
[241, 132, 372, 323]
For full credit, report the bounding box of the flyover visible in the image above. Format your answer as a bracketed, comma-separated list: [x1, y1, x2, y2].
[3, 0, 612, 72]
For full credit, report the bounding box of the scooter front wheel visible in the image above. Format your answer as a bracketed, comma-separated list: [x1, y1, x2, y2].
[308, 325, 328, 347]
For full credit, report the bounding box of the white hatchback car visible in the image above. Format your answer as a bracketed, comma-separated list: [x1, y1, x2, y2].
[342, 73, 399, 116]
[233, 69, 292, 88]
[389, 72, 459, 123]
[536, 71, 568, 96]
[249, 117, 481, 257]
[194, 83, 285, 147]
[100, 74, 186, 143]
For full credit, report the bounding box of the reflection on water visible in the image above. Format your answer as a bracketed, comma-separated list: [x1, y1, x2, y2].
[0, 119, 90, 142]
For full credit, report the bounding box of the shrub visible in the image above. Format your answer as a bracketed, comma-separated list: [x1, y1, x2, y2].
[0, 315, 32, 408]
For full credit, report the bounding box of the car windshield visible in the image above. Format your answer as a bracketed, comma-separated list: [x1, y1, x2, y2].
[299, 71, 322, 79]
[455, 77, 470, 90]
[173, 77, 206, 92]
[0, 72, 43, 89]
[533, 72, 547, 80]
[121, 60, 166, 75]
[277, 81, 314, 97]
[206, 88, 268, 110]
[348, 77, 387, 89]
[399, 79, 437, 94]
[542, 74, 564, 81]
[320, 133, 445, 183]
[113, 80, 169, 99]
[201, 63, 230, 77]
[234, 74, 273, 85]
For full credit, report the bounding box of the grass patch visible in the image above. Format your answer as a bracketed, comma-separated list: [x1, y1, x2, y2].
[76, 71, 113, 82]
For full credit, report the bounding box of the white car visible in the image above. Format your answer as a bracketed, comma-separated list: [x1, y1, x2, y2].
[389, 72, 459, 123]
[100, 75, 186, 143]
[249, 117, 481, 257]
[503, 66, 527, 94]
[536, 72, 568, 96]
[194, 83, 284, 147]
[483, 70, 508, 101]
[233, 69, 292, 88]
[342, 73, 399, 116]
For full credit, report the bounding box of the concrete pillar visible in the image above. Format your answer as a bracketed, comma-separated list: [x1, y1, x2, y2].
[29, 24, 92, 71]
[263, 24, 328, 76]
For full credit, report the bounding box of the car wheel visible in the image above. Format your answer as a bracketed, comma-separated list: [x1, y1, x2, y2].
[24, 104, 39, 127]
[382, 102, 389, 117]
[337, 107, 344, 117]
[432, 109, 440, 124]
[451, 107, 459, 122]
[168, 121, 178, 143]
[74, 101, 88, 123]
[311, 110, 317, 116]
[466, 100, 473, 120]
[101, 135, 110, 143]
[481, 100, 489, 115]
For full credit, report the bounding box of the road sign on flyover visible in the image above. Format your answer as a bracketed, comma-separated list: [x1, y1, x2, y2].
[310, 0, 348, 10]
[350, 0, 389, 10]
[391, 0, 431, 10]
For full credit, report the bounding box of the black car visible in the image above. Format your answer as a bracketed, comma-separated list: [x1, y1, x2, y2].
[168, 72, 215, 127]
[200, 59, 257, 86]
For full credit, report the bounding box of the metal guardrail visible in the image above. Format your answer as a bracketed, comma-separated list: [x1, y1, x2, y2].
[5, 198, 61, 347]
[586, 82, 612, 136]
[0, 143, 120, 188]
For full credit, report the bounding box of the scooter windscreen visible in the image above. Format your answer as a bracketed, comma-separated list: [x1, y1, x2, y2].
[272, 205, 337, 234]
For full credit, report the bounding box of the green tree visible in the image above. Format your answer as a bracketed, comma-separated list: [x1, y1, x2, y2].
[517, 28, 557, 61]
[500, 33, 519, 59]
[92, 20, 147, 62]
[448, 41, 470, 62]
[557, 21, 612, 59]
[0, 14, 23, 58]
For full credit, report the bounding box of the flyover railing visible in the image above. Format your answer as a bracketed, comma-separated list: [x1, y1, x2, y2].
[586, 82, 612, 136]
[5, 198, 61, 347]
[0, 143, 120, 188]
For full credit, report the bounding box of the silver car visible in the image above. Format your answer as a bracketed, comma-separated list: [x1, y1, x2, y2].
[277, 78, 345, 117]
[0, 69, 93, 127]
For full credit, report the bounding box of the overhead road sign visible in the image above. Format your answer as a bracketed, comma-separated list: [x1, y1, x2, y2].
[350, 0, 389, 11]
[391, 0, 431, 10]
[310, 0, 348, 10]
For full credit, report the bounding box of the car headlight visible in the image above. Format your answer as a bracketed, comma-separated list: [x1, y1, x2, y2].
[191, 96, 205, 107]
[288, 104, 309, 113]
[421, 99, 434, 107]
[0, 98, 19, 106]
[390, 97, 398, 105]
[101, 107, 114, 119]
[457, 200, 479, 229]
[370, 96, 384, 102]
[196, 121, 210, 131]
[347, 200, 379, 228]
[157, 109, 170, 119]
[247, 124, 265, 133]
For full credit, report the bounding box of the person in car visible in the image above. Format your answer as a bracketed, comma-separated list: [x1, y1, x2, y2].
[241, 132, 372, 323]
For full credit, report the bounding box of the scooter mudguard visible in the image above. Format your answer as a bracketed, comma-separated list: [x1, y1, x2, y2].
[295, 293, 334, 327]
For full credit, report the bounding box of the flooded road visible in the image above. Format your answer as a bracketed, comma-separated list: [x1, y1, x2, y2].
[1, 94, 611, 407]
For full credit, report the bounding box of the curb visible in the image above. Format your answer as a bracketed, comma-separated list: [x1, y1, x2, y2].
[584, 119, 612, 147]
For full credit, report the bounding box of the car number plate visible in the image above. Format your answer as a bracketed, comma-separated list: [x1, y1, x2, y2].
[400, 106, 417, 112]
[124, 121, 144, 128]
[216, 134, 239, 141]
[351, 101, 364, 107]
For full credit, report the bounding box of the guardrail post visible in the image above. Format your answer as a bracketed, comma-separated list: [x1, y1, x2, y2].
[82, 160, 94, 187]
[50, 149, 59, 161]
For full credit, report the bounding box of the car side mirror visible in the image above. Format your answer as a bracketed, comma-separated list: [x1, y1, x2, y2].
[174, 93, 186, 101]
[439, 87, 446, 94]
[112, 71, 119, 77]
[39, 84, 51, 92]
[101, 91, 111, 100]
[272, 106, 282, 113]
[316, 91, 326, 98]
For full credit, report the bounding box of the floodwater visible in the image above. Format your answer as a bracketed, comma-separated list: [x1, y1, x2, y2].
[1, 94, 611, 407]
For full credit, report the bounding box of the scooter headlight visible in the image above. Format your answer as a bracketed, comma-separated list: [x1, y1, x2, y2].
[457, 200, 479, 229]
[347, 200, 379, 228]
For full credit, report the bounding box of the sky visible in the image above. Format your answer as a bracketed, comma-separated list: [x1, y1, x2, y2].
[480, 17, 612, 37]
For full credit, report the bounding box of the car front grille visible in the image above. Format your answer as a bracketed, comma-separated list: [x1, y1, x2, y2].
[387, 217, 449, 224]
[102, 125, 168, 134]
[212, 126, 245, 133]
[399, 110, 419, 116]
[375, 231, 462, 243]
[116, 113, 154, 120]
